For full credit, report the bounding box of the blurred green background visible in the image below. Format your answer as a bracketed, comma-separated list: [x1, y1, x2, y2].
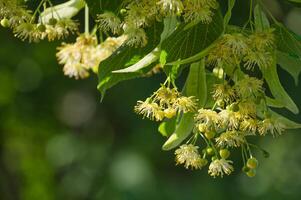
[0, 1, 301, 200]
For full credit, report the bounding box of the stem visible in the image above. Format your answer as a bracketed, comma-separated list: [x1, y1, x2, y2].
[30, 0, 46, 23]
[85, 4, 89, 35]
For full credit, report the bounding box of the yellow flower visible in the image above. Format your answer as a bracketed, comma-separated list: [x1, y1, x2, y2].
[174, 96, 198, 113]
[218, 109, 240, 130]
[240, 118, 258, 134]
[208, 159, 234, 178]
[258, 118, 285, 136]
[97, 11, 121, 34]
[215, 131, 245, 148]
[134, 99, 164, 121]
[175, 144, 203, 170]
[238, 101, 257, 118]
[236, 76, 264, 98]
[212, 83, 237, 104]
[195, 109, 221, 128]
[157, 0, 184, 16]
[155, 85, 179, 105]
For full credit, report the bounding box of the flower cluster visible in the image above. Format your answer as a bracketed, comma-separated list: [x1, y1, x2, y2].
[96, 0, 218, 47]
[171, 28, 287, 177]
[135, 83, 198, 121]
[207, 29, 275, 70]
[0, 0, 78, 42]
[57, 34, 126, 79]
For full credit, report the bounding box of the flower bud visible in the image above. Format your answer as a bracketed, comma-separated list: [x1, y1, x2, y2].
[37, 24, 46, 32]
[49, 18, 58, 26]
[164, 108, 176, 119]
[246, 169, 256, 177]
[247, 157, 258, 169]
[206, 147, 214, 156]
[1, 18, 10, 28]
[219, 149, 230, 159]
[205, 131, 216, 139]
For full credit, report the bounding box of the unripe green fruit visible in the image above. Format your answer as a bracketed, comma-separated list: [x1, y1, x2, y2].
[204, 131, 216, 139]
[120, 9, 127, 15]
[230, 103, 239, 112]
[1, 18, 10, 28]
[37, 24, 46, 32]
[246, 169, 256, 177]
[213, 67, 219, 76]
[219, 149, 230, 159]
[211, 156, 218, 161]
[206, 147, 214, 156]
[218, 68, 224, 79]
[247, 157, 258, 169]
[48, 18, 57, 26]
[242, 166, 250, 173]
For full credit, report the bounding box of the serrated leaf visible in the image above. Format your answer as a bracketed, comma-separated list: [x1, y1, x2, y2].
[97, 22, 164, 96]
[277, 51, 301, 85]
[162, 61, 207, 150]
[161, 10, 223, 64]
[262, 59, 299, 114]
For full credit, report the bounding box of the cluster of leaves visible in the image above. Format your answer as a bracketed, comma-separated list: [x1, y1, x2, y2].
[1, 0, 301, 178]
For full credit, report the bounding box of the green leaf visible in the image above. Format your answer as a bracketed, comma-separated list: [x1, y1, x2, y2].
[254, 4, 270, 31]
[160, 16, 179, 44]
[277, 51, 301, 85]
[40, 0, 85, 23]
[224, 0, 236, 27]
[262, 59, 299, 114]
[112, 48, 160, 73]
[97, 22, 164, 96]
[162, 60, 207, 150]
[161, 10, 223, 64]
[274, 23, 301, 58]
[158, 118, 177, 137]
[270, 111, 301, 129]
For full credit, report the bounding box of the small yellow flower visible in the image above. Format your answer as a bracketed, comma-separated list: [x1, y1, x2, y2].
[215, 131, 245, 148]
[258, 118, 285, 136]
[157, 0, 184, 16]
[175, 144, 203, 170]
[134, 99, 164, 121]
[240, 118, 258, 134]
[155, 85, 179, 105]
[174, 96, 198, 113]
[97, 11, 122, 34]
[238, 101, 257, 118]
[195, 109, 221, 128]
[236, 76, 264, 98]
[212, 83, 237, 104]
[218, 109, 240, 130]
[208, 159, 234, 178]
